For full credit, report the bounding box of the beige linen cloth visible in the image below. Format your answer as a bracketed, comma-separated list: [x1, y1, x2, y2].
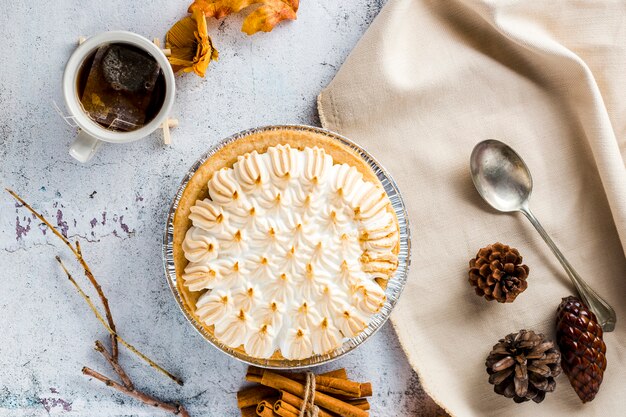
[318, 0, 626, 416]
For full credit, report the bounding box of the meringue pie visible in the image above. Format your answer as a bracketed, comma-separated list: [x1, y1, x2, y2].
[172, 128, 399, 360]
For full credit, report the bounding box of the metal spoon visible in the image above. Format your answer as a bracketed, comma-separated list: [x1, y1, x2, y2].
[470, 139, 616, 332]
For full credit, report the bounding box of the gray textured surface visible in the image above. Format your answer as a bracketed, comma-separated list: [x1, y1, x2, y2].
[0, 1, 442, 416]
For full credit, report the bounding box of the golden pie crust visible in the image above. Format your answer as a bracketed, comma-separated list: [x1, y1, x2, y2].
[172, 127, 399, 359]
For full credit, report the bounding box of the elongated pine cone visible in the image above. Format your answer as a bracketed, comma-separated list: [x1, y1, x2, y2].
[469, 242, 529, 303]
[556, 296, 607, 403]
[486, 329, 561, 403]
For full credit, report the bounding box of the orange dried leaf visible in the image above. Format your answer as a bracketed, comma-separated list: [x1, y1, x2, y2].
[166, 8, 219, 77]
[189, 0, 299, 35]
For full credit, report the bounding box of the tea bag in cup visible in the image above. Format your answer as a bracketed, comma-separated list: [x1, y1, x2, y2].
[79, 44, 162, 131]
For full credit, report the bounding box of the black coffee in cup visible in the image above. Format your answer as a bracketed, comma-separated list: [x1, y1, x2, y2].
[77, 43, 166, 131]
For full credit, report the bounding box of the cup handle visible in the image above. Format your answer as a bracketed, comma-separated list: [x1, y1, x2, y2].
[69, 130, 102, 163]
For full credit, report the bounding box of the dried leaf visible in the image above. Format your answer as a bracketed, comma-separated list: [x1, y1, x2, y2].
[166, 8, 219, 77]
[189, 0, 299, 35]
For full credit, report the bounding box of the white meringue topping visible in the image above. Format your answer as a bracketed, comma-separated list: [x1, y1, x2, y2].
[182, 145, 398, 359]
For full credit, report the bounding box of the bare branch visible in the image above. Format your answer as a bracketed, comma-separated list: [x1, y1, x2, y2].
[82, 367, 189, 417]
[7, 188, 118, 358]
[8, 189, 188, 414]
[56, 257, 183, 386]
[94, 340, 134, 390]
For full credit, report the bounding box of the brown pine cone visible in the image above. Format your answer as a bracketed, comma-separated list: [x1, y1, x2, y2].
[486, 329, 561, 403]
[468, 242, 529, 303]
[556, 296, 607, 403]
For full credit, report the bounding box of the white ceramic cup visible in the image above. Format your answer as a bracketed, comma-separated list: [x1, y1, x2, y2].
[63, 31, 176, 163]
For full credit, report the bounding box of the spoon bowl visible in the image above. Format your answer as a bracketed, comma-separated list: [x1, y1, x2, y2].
[470, 139, 532, 212]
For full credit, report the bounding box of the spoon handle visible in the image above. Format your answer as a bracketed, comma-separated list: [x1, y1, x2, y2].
[520, 207, 616, 332]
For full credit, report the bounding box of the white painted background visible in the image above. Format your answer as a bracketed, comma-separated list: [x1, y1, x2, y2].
[0, 1, 442, 415]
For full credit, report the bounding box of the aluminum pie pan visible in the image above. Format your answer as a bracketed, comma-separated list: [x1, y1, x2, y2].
[163, 124, 411, 369]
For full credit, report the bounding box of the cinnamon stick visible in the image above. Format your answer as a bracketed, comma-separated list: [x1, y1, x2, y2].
[278, 391, 335, 417]
[280, 390, 370, 413]
[247, 367, 348, 384]
[241, 406, 257, 417]
[237, 385, 277, 408]
[246, 367, 362, 397]
[273, 400, 300, 417]
[360, 382, 373, 397]
[310, 374, 363, 397]
[256, 400, 279, 417]
[259, 371, 368, 417]
[345, 398, 370, 411]
[246, 367, 264, 384]
[312, 368, 348, 379]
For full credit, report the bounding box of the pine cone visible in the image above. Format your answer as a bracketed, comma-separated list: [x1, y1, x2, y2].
[469, 242, 529, 303]
[556, 296, 607, 403]
[486, 329, 561, 403]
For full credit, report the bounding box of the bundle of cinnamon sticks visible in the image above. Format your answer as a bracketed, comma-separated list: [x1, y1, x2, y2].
[237, 367, 372, 417]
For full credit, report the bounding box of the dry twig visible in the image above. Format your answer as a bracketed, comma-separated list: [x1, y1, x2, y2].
[8, 189, 189, 415]
[83, 367, 190, 417]
[56, 256, 183, 385]
[7, 188, 118, 358]
[94, 340, 134, 390]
